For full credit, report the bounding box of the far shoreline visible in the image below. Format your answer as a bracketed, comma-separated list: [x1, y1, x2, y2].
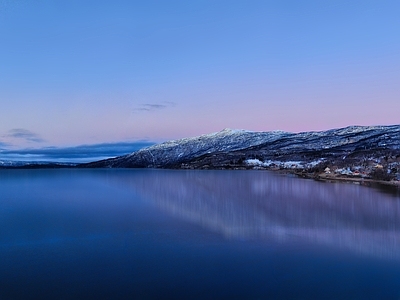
[285, 169, 400, 189]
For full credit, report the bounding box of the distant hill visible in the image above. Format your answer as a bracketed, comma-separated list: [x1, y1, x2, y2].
[83, 125, 400, 181]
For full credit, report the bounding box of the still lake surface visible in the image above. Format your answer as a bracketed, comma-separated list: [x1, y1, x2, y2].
[1, 169, 400, 299]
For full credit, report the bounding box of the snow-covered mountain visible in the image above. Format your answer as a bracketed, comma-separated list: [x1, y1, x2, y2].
[98, 128, 289, 168]
[84, 125, 400, 171]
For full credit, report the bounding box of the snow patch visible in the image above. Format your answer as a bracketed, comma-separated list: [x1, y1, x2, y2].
[245, 158, 325, 170]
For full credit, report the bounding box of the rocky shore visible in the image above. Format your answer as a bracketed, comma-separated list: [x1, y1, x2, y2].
[292, 170, 400, 188]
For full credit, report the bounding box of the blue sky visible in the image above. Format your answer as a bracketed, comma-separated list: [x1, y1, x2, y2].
[0, 0, 399, 159]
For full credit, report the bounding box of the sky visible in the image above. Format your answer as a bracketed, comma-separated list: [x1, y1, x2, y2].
[0, 0, 399, 158]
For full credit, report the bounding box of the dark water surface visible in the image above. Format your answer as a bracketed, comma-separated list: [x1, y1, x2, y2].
[1, 169, 400, 299]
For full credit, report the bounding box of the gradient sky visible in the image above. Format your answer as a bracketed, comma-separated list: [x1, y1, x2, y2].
[1, 0, 399, 150]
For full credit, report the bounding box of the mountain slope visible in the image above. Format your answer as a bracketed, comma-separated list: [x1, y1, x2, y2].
[85, 128, 290, 168]
[84, 125, 400, 179]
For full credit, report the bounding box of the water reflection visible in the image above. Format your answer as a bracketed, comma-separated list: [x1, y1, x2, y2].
[115, 169, 400, 260]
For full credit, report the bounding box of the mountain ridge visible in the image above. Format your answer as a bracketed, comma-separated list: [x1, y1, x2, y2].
[83, 125, 400, 182]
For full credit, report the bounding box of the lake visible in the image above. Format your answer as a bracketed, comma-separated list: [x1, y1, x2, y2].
[1, 169, 400, 299]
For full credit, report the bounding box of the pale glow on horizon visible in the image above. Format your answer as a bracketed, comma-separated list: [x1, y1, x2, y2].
[0, 1, 399, 149]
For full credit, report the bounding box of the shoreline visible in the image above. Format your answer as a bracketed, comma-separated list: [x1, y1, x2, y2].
[287, 170, 400, 188]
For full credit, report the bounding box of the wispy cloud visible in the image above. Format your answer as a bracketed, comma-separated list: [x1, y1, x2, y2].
[7, 128, 45, 143]
[133, 101, 176, 113]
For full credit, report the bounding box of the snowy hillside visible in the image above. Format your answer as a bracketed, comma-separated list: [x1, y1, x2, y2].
[84, 125, 400, 175]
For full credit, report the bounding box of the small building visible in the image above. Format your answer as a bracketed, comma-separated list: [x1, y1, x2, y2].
[324, 167, 331, 174]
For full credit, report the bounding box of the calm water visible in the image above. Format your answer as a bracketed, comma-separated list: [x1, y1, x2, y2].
[1, 169, 400, 299]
